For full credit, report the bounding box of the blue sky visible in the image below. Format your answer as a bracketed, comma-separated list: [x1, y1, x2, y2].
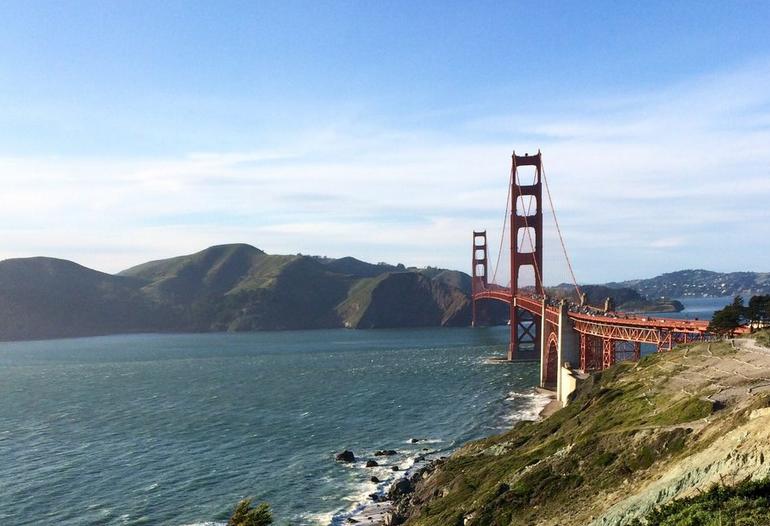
[1, 1, 769, 283]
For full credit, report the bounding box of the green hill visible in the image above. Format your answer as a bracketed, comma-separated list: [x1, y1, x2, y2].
[0, 257, 173, 340]
[0, 244, 474, 341]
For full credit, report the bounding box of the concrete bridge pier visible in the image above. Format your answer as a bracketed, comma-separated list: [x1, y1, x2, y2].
[556, 301, 580, 403]
[539, 300, 580, 403]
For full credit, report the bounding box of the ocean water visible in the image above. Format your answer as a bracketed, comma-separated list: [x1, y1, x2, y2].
[0, 326, 544, 526]
[0, 297, 730, 526]
[656, 296, 734, 320]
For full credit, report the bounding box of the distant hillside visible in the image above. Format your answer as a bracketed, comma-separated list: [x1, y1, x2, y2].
[548, 284, 684, 313]
[0, 244, 475, 341]
[606, 269, 770, 299]
[0, 257, 174, 341]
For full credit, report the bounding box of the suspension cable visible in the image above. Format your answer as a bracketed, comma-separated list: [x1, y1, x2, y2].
[490, 169, 512, 284]
[542, 161, 582, 299]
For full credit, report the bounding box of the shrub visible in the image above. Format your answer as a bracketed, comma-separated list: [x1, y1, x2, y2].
[228, 499, 273, 526]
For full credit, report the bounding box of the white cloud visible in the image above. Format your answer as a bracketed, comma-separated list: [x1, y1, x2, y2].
[1, 61, 769, 283]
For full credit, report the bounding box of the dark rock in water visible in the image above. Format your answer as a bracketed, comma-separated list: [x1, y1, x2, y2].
[371, 476, 380, 483]
[388, 477, 414, 499]
[391, 465, 400, 471]
[336, 450, 355, 462]
[347, 518, 359, 524]
[375, 449, 398, 456]
[366, 460, 379, 467]
[415, 455, 426, 463]
[422, 447, 429, 451]
[369, 493, 382, 502]
[409, 438, 420, 443]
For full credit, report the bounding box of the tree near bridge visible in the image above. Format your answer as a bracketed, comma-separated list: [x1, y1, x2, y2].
[708, 295, 770, 336]
[708, 296, 744, 337]
[747, 294, 770, 327]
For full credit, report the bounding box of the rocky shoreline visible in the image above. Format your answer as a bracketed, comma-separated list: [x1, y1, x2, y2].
[341, 391, 556, 526]
[362, 336, 770, 526]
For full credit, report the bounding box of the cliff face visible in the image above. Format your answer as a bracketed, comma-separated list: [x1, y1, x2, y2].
[392, 336, 770, 526]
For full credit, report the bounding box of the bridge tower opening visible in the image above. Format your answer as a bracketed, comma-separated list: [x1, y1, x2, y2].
[509, 151, 544, 360]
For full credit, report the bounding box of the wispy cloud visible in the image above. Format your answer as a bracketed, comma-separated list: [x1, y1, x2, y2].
[1, 61, 769, 282]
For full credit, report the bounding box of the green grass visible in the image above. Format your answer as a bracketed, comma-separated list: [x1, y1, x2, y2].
[406, 344, 729, 526]
[754, 328, 770, 349]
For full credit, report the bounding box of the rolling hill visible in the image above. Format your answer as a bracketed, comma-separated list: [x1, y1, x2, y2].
[0, 244, 475, 341]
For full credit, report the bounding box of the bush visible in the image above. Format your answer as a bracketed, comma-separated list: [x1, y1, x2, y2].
[632, 477, 770, 525]
[228, 499, 273, 526]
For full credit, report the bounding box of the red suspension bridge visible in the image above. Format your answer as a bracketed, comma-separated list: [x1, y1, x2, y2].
[470, 151, 711, 397]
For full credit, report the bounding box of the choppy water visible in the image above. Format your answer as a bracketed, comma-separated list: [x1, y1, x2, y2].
[0, 297, 729, 525]
[0, 326, 544, 526]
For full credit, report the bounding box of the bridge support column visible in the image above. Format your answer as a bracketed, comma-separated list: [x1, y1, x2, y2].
[579, 333, 589, 371]
[508, 151, 543, 360]
[602, 338, 616, 370]
[471, 231, 488, 328]
[539, 297, 548, 385]
[657, 331, 673, 353]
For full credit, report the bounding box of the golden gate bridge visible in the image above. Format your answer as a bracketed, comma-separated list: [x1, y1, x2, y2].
[470, 151, 711, 400]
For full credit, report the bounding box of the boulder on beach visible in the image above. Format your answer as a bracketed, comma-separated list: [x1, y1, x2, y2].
[336, 450, 355, 462]
[374, 449, 398, 456]
[391, 465, 400, 471]
[388, 477, 414, 499]
[365, 460, 379, 467]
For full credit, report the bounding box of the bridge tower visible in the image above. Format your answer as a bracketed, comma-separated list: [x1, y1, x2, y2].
[509, 151, 544, 360]
[471, 230, 488, 327]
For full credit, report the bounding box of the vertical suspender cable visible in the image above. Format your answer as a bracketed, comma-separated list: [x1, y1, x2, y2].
[490, 169, 513, 285]
[542, 161, 582, 299]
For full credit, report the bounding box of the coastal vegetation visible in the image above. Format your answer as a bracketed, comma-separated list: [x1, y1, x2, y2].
[631, 477, 770, 526]
[228, 499, 272, 526]
[708, 294, 770, 335]
[386, 337, 770, 526]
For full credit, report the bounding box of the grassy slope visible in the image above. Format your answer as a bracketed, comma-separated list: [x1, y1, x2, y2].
[754, 328, 770, 348]
[398, 341, 770, 526]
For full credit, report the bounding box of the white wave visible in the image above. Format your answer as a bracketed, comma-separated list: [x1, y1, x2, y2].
[299, 510, 336, 525]
[503, 389, 551, 423]
[403, 437, 443, 444]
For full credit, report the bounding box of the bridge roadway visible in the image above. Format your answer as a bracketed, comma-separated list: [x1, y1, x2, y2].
[473, 284, 711, 364]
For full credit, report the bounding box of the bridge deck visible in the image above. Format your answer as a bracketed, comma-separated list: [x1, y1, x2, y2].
[472, 286, 710, 335]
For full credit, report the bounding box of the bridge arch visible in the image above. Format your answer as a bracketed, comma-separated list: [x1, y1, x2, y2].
[544, 331, 559, 388]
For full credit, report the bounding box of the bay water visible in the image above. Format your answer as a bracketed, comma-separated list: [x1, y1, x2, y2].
[0, 296, 730, 525]
[0, 326, 543, 526]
